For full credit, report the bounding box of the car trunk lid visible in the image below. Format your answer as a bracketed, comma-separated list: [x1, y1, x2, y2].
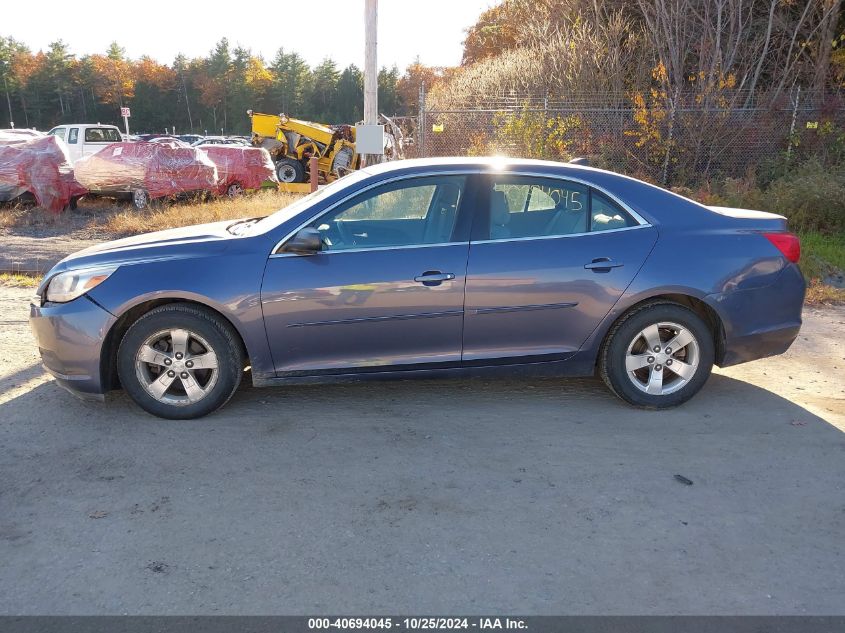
[706, 205, 788, 231]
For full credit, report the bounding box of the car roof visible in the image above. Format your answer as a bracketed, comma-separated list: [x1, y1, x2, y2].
[360, 156, 615, 178]
[52, 124, 119, 129]
[359, 157, 714, 227]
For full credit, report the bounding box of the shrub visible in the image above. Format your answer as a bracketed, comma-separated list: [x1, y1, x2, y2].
[705, 159, 845, 234]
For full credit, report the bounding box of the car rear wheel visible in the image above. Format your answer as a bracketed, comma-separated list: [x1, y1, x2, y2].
[226, 182, 244, 197]
[117, 304, 244, 419]
[599, 302, 714, 408]
[132, 188, 149, 210]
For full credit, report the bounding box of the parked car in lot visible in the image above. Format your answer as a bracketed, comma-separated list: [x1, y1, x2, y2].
[0, 133, 87, 212]
[148, 136, 189, 147]
[178, 134, 205, 145]
[73, 141, 218, 209]
[47, 124, 123, 163]
[0, 128, 45, 138]
[191, 136, 251, 147]
[29, 157, 805, 419]
[198, 144, 278, 196]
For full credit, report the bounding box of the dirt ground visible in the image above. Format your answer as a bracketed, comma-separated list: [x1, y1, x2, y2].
[1, 284, 843, 614]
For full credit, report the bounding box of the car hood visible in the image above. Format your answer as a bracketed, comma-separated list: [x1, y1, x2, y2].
[50, 219, 239, 274]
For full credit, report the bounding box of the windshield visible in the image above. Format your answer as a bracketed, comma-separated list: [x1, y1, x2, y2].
[247, 170, 372, 235]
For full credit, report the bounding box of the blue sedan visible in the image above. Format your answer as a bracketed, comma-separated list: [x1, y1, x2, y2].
[30, 158, 805, 419]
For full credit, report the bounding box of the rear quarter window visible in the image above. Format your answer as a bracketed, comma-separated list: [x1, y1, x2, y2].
[590, 191, 637, 232]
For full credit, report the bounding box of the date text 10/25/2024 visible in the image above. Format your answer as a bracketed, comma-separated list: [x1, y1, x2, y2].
[308, 618, 528, 630]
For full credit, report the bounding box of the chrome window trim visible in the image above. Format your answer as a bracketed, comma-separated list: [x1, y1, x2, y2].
[269, 241, 469, 259]
[470, 223, 651, 246]
[269, 168, 651, 256]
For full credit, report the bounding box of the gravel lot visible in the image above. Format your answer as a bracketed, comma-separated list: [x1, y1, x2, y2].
[1, 284, 843, 614]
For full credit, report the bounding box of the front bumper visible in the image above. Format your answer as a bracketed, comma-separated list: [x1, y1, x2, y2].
[29, 295, 116, 399]
[708, 263, 806, 367]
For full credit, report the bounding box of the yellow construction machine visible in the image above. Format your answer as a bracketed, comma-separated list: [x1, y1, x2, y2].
[247, 110, 360, 186]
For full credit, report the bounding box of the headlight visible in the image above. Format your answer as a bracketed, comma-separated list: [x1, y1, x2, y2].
[45, 266, 118, 303]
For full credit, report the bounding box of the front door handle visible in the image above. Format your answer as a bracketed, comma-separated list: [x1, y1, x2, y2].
[584, 257, 624, 272]
[414, 271, 456, 286]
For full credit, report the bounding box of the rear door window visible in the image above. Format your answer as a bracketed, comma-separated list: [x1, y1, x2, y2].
[487, 177, 588, 240]
[84, 127, 121, 143]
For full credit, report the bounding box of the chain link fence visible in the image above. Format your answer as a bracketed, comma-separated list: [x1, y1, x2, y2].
[402, 88, 845, 188]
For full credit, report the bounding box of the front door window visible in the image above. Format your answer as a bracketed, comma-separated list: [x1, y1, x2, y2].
[305, 176, 467, 252]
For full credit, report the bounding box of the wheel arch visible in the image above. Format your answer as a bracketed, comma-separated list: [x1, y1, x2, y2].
[597, 292, 727, 368]
[100, 297, 250, 391]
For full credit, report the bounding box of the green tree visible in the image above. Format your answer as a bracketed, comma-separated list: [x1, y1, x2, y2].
[378, 65, 401, 115]
[131, 56, 176, 133]
[40, 41, 75, 123]
[336, 64, 363, 122]
[269, 48, 310, 115]
[172, 54, 197, 132]
[203, 38, 232, 132]
[304, 58, 339, 121]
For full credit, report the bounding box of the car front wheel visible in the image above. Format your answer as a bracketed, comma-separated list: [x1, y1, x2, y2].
[600, 302, 715, 408]
[117, 304, 244, 419]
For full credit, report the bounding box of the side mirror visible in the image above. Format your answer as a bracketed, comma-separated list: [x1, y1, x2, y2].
[282, 227, 323, 254]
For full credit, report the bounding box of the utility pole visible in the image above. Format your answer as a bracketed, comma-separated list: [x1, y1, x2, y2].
[364, 0, 378, 127]
[355, 0, 384, 164]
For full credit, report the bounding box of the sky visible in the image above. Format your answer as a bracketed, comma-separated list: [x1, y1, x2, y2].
[3, 0, 493, 69]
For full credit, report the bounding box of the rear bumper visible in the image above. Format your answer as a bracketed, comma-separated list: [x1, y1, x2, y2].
[29, 296, 115, 398]
[707, 263, 805, 367]
[718, 322, 801, 367]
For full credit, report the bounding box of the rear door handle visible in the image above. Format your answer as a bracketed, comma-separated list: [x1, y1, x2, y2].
[414, 271, 456, 286]
[584, 257, 624, 271]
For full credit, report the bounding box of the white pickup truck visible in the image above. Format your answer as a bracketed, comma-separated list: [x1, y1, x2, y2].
[47, 123, 123, 163]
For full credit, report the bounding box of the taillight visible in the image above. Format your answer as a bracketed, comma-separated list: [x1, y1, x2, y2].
[763, 232, 800, 263]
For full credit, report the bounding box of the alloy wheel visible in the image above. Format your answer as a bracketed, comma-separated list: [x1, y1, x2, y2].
[132, 188, 149, 209]
[134, 328, 219, 406]
[625, 321, 700, 396]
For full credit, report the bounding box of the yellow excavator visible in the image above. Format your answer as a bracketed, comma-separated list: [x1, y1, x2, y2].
[247, 110, 360, 185]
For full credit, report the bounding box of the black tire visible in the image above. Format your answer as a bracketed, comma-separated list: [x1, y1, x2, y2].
[276, 158, 305, 183]
[599, 301, 715, 408]
[117, 303, 244, 419]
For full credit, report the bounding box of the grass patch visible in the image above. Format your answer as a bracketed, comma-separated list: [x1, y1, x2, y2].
[0, 272, 40, 288]
[797, 231, 845, 306]
[101, 189, 302, 236]
[0, 204, 70, 230]
[805, 279, 845, 306]
[798, 231, 845, 280]
[1, 189, 303, 238]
